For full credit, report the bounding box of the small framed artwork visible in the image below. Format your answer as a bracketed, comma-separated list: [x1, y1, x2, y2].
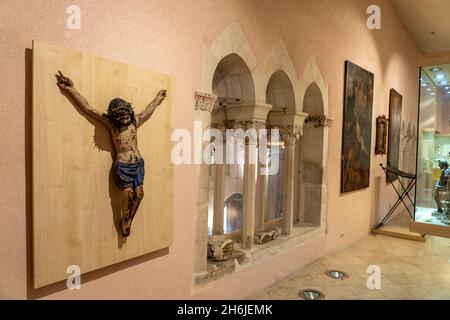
[387, 89, 402, 182]
[375, 115, 388, 155]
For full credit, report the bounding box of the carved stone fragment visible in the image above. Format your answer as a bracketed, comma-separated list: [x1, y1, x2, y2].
[207, 235, 234, 261]
[254, 226, 281, 244]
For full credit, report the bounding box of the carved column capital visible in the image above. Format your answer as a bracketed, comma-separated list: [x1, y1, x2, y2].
[272, 125, 302, 147]
[235, 120, 266, 131]
[194, 92, 218, 112]
[234, 121, 266, 145]
[304, 115, 333, 128]
[208, 123, 227, 149]
[210, 120, 237, 138]
[210, 122, 226, 133]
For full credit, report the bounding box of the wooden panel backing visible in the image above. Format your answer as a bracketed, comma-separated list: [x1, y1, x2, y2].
[32, 41, 173, 288]
[372, 225, 425, 242]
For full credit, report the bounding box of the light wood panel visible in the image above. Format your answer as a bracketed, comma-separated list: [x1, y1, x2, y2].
[417, 51, 450, 67]
[32, 41, 173, 288]
[410, 220, 450, 239]
[372, 225, 425, 242]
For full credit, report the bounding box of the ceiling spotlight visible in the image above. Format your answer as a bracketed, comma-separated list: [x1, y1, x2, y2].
[446, 87, 450, 90]
[430, 67, 442, 72]
[441, 81, 448, 85]
[430, 92, 436, 95]
[427, 88, 431, 91]
[436, 74, 445, 80]
[421, 83, 428, 86]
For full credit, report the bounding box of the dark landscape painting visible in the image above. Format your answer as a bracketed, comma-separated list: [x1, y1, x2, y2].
[341, 61, 374, 193]
[387, 89, 402, 182]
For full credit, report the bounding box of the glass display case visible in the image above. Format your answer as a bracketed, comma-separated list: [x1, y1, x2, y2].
[412, 53, 450, 237]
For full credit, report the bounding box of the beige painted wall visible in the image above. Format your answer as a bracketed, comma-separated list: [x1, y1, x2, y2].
[0, 0, 420, 299]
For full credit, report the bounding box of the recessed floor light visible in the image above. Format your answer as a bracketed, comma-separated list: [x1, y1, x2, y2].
[298, 289, 325, 300]
[325, 270, 349, 280]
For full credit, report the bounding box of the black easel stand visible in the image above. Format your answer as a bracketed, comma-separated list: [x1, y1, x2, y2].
[375, 163, 416, 229]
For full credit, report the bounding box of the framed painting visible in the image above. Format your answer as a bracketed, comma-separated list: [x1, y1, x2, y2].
[375, 115, 388, 155]
[341, 61, 374, 193]
[387, 89, 402, 182]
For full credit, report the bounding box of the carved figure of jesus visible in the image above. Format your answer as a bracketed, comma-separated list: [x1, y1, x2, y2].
[56, 71, 167, 237]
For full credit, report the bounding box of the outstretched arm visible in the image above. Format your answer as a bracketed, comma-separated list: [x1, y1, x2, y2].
[136, 89, 167, 127]
[55, 71, 112, 129]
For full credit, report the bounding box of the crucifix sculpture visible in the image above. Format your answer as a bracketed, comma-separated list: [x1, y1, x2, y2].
[56, 71, 167, 237]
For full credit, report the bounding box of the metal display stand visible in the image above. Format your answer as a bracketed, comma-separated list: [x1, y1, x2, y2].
[375, 163, 416, 229]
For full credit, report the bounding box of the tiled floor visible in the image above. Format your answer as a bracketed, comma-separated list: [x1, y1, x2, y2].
[252, 234, 450, 300]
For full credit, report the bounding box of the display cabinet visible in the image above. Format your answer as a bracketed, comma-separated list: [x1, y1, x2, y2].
[411, 52, 450, 237]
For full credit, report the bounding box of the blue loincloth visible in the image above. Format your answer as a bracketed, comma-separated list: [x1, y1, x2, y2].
[112, 158, 145, 190]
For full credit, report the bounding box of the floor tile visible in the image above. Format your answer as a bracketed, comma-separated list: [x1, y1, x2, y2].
[251, 234, 450, 300]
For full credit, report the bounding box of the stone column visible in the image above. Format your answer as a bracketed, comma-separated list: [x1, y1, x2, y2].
[255, 167, 267, 230]
[280, 126, 301, 235]
[193, 92, 216, 274]
[239, 121, 264, 249]
[212, 102, 272, 249]
[255, 130, 268, 230]
[212, 167, 225, 234]
[212, 124, 226, 235]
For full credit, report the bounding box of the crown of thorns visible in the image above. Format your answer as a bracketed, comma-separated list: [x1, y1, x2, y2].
[107, 98, 134, 119]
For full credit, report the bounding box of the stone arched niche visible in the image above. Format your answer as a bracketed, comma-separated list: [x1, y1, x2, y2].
[212, 53, 256, 106]
[208, 52, 256, 240]
[295, 83, 324, 227]
[266, 70, 296, 111]
[194, 22, 328, 283]
[253, 41, 300, 107]
[261, 70, 296, 228]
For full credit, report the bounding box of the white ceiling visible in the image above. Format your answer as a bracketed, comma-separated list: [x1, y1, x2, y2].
[392, 0, 450, 54]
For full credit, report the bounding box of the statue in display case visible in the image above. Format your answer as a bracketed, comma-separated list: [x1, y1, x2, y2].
[433, 159, 450, 217]
[55, 71, 167, 237]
